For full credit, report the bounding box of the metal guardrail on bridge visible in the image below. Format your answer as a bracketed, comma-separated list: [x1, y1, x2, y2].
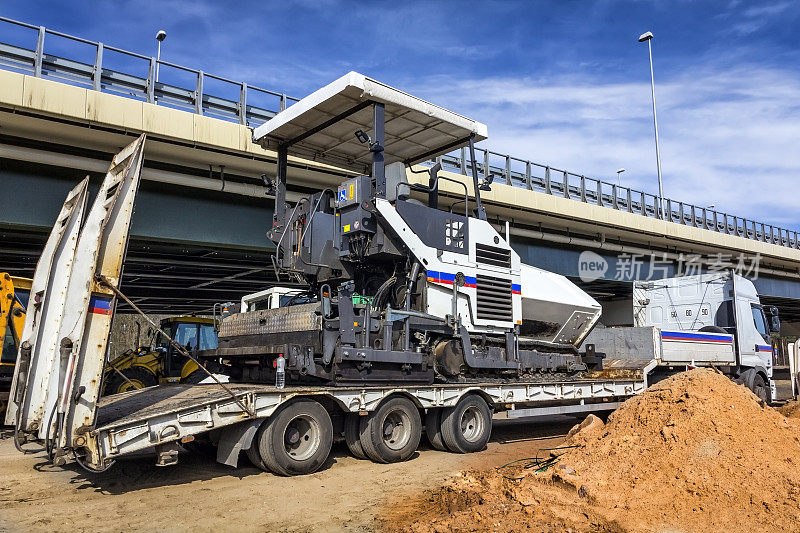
[0, 16, 797, 250]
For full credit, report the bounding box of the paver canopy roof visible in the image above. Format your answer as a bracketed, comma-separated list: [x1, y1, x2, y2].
[252, 71, 488, 175]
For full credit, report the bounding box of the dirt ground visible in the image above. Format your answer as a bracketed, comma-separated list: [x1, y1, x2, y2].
[384, 369, 800, 533]
[0, 416, 574, 532]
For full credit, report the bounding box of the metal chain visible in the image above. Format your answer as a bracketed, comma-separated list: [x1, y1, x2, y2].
[96, 275, 255, 417]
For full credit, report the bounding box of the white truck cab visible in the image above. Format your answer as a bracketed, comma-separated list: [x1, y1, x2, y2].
[635, 273, 778, 373]
[240, 287, 314, 312]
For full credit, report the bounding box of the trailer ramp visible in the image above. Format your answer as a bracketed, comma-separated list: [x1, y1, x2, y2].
[7, 135, 146, 463]
[5, 178, 88, 429]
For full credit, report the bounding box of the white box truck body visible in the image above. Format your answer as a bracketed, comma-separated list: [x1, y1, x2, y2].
[585, 272, 778, 401]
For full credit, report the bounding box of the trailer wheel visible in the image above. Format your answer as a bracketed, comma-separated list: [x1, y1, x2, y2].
[440, 394, 492, 454]
[246, 423, 269, 471]
[256, 399, 333, 476]
[425, 408, 447, 451]
[344, 414, 367, 459]
[359, 396, 421, 464]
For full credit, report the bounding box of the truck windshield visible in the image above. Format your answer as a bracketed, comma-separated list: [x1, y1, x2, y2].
[279, 294, 313, 307]
[751, 306, 768, 337]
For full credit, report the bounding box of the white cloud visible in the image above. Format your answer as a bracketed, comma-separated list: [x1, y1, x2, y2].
[404, 65, 800, 229]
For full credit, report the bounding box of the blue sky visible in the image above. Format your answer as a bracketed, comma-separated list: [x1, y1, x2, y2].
[4, 1, 800, 229]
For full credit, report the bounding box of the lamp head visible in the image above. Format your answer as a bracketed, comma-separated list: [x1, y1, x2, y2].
[156, 30, 167, 42]
[617, 168, 626, 174]
[354, 129, 372, 144]
[479, 173, 494, 191]
[638, 31, 653, 42]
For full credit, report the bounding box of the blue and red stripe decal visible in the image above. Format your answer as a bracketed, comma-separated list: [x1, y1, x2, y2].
[88, 294, 113, 315]
[426, 271, 477, 288]
[426, 270, 522, 294]
[661, 330, 733, 343]
[757, 345, 773, 353]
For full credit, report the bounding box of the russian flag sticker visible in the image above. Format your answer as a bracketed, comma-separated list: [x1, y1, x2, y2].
[88, 294, 113, 315]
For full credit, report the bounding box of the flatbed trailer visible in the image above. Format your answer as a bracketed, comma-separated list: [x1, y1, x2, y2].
[89, 370, 650, 470]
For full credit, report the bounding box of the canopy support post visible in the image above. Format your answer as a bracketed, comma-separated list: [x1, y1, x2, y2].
[372, 102, 386, 198]
[274, 146, 288, 229]
[469, 133, 487, 221]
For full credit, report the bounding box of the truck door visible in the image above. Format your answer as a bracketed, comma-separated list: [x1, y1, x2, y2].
[749, 304, 773, 368]
[734, 299, 771, 371]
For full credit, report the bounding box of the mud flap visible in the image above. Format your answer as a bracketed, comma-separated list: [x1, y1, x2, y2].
[216, 419, 263, 467]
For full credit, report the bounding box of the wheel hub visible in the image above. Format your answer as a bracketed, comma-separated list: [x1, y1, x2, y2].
[283, 415, 321, 460]
[460, 406, 484, 442]
[383, 410, 412, 450]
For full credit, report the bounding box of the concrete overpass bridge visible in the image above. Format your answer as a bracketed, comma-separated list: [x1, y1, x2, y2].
[1, 16, 799, 336]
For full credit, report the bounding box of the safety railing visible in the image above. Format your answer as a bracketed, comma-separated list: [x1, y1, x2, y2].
[0, 16, 298, 126]
[0, 16, 796, 250]
[433, 150, 799, 249]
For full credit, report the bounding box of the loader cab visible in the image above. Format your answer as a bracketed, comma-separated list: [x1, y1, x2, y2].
[1, 275, 31, 369]
[155, 317, 218, 376]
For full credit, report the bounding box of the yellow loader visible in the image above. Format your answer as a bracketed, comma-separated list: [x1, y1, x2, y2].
[1, 273, 32, 413]
[102, 316, 218, 395]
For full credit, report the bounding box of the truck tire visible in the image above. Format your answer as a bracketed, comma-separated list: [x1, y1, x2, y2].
[425, 408, 447, 451]
[256, 399, 333, 476]
[103, 367, 157, 395]
[358, 396, 421, 464]
[751, 373, 770, 404]
[699, 325, 727, 334]
[440, 394, 492, 454]
[246, 422, 269, 471]
[344, 413, 367, 459]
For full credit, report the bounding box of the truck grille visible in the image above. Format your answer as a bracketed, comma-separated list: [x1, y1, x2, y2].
[476, 274, 513, 322]
[475, 243, 511, 268]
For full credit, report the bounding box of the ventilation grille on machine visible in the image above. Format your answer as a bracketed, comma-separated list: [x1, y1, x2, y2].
[475, 243, 511, 268]
[476, 274, 513, 322]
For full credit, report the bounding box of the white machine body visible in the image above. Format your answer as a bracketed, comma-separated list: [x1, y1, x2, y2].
[375, 198, 601, 347]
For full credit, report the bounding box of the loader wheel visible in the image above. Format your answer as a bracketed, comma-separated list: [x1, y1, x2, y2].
[440, 394, 492, 454]
[103, 367, 157, 395]
[344, 413, 367, 460]
[425, 408, 447, 451]
[359, 396, 421, 464]
[256, 399, 333, 476]
[182, 370, 207, 384]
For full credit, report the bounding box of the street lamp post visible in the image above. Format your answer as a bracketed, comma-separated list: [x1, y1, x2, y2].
[155, 30, 167, 83]
[616, 168, 626, 187]
[638, 31, 665, 220]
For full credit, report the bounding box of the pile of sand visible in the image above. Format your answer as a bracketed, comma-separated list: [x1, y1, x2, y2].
[779, 400, 800, 419]
[384, 369, 800, 532]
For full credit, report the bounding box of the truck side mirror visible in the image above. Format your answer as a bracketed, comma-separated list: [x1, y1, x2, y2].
[769, 315, 781, 333]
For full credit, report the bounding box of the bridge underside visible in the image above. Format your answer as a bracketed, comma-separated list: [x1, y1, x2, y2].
[4, 155, 800, 332]
[1, 156, 278, 314]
